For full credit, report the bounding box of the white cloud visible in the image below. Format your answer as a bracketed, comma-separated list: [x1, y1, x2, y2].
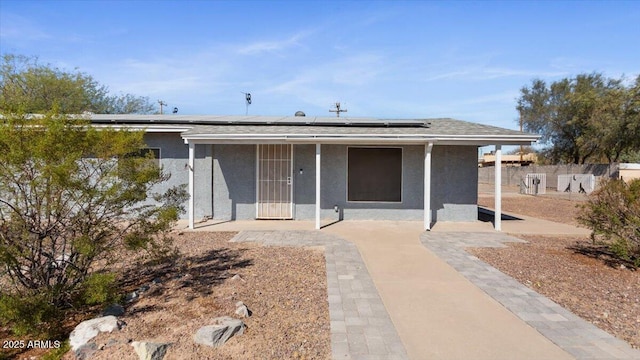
[235, 31, 310, 55]
[422, 66, 567, 82]
[0, 13, 51, 41]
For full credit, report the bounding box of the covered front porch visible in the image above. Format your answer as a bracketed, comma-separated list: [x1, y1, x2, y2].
[183, 140, 510, 232]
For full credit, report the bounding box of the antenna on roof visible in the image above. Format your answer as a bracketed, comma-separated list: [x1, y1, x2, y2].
[241, 92, 252, 115]
[158, 100, 167, 114]
[330, 102, 347, 117]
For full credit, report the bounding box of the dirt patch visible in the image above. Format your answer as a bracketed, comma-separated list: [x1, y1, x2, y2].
[478, 193, 584, 226]
[3, 231, 330, 359]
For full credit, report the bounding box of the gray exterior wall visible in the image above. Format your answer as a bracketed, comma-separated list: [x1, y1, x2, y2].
[431, 145, 478, 222]
[152, 138, 479, 223]
[144, 134, 213, 221]
[212, 144, 256, 220]
[294, 144, 478, 222]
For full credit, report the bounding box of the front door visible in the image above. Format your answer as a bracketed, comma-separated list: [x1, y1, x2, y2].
[257, 144, 293, 219]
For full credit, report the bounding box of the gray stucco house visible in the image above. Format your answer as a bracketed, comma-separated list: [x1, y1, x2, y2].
[90, 114, 538, 231]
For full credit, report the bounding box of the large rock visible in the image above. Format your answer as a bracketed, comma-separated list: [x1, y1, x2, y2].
[194, 316, 245, 348]
[69, 315, 124, 352]
[131, 341, 171, 360]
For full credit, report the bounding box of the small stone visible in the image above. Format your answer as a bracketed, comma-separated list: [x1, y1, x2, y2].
[152, 277, 162, 284]
[235, 302, 251, 318]
[74, 343, 97, 360]
[138, 284, 151, 293]
[102, 304, 125, 317]
[230, 274, 245, 282]
[125, 291, 139, 303]
[131, 341, 171, 360]
[194, 316, 245, 348]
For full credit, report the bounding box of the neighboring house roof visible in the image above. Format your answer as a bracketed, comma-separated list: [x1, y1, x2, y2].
[88, 114, 539, 146]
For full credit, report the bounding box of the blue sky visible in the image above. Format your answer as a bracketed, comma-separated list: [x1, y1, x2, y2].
[1, 0, 639, 131]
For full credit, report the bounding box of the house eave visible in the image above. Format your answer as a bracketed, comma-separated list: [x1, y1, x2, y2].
[181, 134, 539, 146]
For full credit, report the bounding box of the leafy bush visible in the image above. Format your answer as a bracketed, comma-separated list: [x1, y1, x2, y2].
[0, 111, 187, 335]
[578, 178, 640, 266]
[0, 293, 59, 336]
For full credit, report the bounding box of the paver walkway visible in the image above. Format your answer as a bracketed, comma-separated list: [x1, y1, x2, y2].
[215, 220, 640, 360]
[231, 230, 408, 359]
[422, 231, 640, 360]
[324, 221, 576, 360]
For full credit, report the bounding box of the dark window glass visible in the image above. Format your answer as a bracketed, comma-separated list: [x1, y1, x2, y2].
[348, 148, 402, 202]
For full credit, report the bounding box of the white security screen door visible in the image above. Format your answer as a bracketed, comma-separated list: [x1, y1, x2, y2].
[257, 144, 293, 219]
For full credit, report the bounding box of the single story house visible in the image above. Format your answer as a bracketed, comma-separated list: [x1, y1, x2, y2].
[90, 114, 539, 231]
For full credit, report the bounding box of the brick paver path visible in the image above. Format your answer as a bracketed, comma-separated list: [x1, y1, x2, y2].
[421, 232, 640, 360]
[232, 230, 408, 360]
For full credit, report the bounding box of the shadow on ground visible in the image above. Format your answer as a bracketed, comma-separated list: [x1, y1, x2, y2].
[567, 243, 638, 270]
[478, 207, 523, 222]
[119, 247, 254, 300]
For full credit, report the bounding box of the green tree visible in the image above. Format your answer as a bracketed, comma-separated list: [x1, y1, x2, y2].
[578, 178, 640, 266]
[0, 54, 154, 114]
[517, 73, 638, 164]
[0, 111, 186, 335]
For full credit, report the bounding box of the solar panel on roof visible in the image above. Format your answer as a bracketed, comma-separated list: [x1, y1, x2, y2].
[88, 115, 430, 128]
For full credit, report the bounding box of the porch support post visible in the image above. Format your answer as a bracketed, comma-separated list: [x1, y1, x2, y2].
[424, 142, 433, 231]
[188, 142, 195, 230]
[494, 145, 502, 231]
[315, 143, 321, 230]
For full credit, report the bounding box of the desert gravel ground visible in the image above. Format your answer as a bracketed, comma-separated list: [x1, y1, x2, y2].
[478, 192, 584, 225]
[4, 189, 638, 358]
[35, 231, 329, 360]
[474, 192, 640, 349]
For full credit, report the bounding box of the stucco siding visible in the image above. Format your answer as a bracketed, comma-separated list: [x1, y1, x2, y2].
[431, 145, 478, 222]
[212, 144, 256, 220]
[293, 145, 427, 221]
[158, 140, 478, 223]
[144, 134, 214, 220]
[293, 145, 317, 219]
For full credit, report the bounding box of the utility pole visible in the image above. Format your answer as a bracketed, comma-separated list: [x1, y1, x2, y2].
[158, 100, 167, 114]
[329, 102, 347, 117]
[519, 112, 523, 164]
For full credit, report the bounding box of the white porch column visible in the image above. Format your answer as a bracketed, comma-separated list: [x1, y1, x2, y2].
[315, 143, 321, 230]
[424, 142, 433, 231]
[494, 145, 502, 231]
[188, 142, 195, 230]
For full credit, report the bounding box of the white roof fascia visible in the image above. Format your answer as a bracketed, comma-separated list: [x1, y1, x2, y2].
[183, 135, 538, 146]
[93, 124, 192, 133]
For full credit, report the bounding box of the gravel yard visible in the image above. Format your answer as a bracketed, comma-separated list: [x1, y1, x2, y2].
[83, 231, 331, 360]
[3, 231, 330, 360]
[473, 192, 640, 349]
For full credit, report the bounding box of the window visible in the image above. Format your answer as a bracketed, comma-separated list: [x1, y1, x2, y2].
[118, 147, 161, 177]
[126, 148, 160, 167]
[347, 147, 402, 202]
